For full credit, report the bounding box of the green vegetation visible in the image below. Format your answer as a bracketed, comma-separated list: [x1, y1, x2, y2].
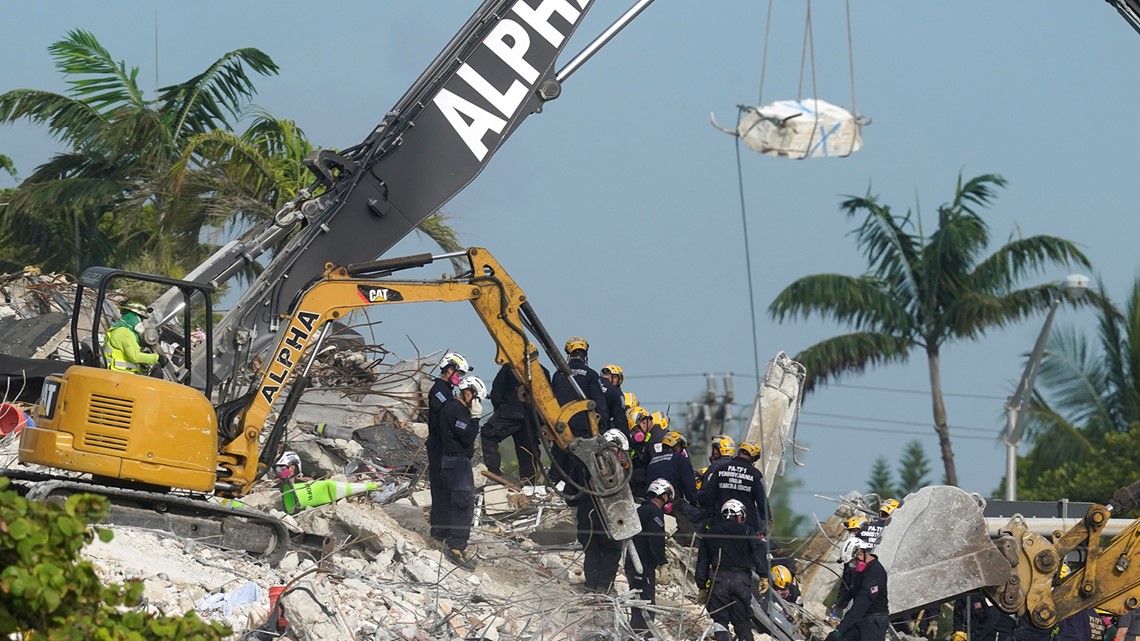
[769, 173, 1091, 486]
[1017, 276, 1140, 501]
[0, 477, 228, 640]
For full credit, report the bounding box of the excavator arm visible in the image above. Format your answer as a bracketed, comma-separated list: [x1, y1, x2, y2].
[987, 479, 1140, 628]
[220, 247, 640, 539]
[168, 0, 660, 402]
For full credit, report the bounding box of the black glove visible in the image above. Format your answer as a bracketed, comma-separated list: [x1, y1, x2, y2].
[157, 354, 170, 367]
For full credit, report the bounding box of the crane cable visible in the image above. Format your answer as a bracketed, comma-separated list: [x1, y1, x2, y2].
[733, 0, 860, 382]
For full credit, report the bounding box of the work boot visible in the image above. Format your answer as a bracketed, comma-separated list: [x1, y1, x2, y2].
[446, 548, 477, 570]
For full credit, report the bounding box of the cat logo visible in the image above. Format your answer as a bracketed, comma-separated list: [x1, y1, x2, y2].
[357, 285, 404, 303]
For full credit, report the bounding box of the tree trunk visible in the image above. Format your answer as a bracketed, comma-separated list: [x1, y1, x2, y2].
[927, 347, 958, 486]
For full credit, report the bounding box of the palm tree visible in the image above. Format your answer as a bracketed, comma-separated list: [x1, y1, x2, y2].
[1016, 276, 1140, 498]
[768, 174, 1091, 486]
[0, 30, 278, 273]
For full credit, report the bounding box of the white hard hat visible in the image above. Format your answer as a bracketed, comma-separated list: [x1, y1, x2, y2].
[602, 428, 629, 451]
[439, 352, 472, 373]
[457, 375, 487, 398]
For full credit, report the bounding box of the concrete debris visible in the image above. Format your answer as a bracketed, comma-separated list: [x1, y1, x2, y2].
[0, 271, 856, 641]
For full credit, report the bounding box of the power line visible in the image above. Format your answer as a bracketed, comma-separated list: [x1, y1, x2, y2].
[793, 419, 998, 437]
[800, 411, 998, 434]
[625, 372, 1007, 400]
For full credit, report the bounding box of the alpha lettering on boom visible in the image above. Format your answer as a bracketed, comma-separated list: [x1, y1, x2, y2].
[432, 0, 595, 161]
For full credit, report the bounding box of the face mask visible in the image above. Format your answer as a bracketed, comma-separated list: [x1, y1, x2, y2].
[663, 502, 673, 515]
[632, 431, 646, 443]
[449, 372, 462, 385]
[277, 466, 295, 480]
[681, 450, 689, 458]
[855, 560, 868, 573]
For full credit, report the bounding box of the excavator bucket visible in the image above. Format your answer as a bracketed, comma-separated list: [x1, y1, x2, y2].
[876, 485, 1012, 614]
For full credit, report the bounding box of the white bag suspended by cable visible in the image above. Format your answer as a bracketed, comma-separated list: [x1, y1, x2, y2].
[713, 99, 863, 159]
[711, 0, 866, 159]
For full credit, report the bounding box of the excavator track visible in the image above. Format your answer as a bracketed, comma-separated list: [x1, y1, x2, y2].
[4, 469, 318, 564]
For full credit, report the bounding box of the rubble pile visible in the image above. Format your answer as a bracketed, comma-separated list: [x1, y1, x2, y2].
[0, 269, 842, 641]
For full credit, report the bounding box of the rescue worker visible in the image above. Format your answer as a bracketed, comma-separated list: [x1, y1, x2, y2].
[626, 405, 655, 499]
[481, 348, 547, 485]
[834, 515, 871, 616]
[599, 364, 627, 431]
[696, 499, 768, 641]
[103, 301, 164, 373]
[827, 541, 889, 641]
[697, 434, 737, 528]
[771, 565, 803, 606]
[627, 478, 674, 636]
[427, 352, 472, 542]
[952, 593, 1015, 641]
[576, 428, 628, 593]
[1113, 608, 1140, 641]
[700, 441, 768, 536]
[549, 336, 609, 495]
[646, 431, 701, 542]
[438, 375, 486, 570]
[623, 391, 639, 414]
[861, 498, 899, 547]
[647, 411, 670, 448]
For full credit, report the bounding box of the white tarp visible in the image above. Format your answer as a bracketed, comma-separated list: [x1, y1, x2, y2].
[718, 98, 863, 159]
[743, 352, 807, 495]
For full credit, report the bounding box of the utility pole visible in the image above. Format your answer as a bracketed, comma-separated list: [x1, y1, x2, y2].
[687, 373, 735, 460]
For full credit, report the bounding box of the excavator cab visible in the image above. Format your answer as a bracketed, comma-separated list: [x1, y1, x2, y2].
[19, 268, 222, 492]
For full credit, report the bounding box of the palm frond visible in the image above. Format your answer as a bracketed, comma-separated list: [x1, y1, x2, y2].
[1033, 325, 1113, 432]
[49, 30, 146, 113]
[840, 192, 921, 304]
[794, 331, 914, 392]
[158, 48, 279, 140]
[948, 173, 1007, 217]
[768, 273, 911, 333]
[0, 89, 108, 147]
[969, 235, 1091, 294]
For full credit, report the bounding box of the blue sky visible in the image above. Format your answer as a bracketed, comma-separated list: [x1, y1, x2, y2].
[3, 2, 1137, 522]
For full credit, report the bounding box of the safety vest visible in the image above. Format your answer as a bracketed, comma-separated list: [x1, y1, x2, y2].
[103, 325, 147, 373]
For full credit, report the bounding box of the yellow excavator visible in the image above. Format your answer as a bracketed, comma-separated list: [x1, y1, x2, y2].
[15, 247, 639, 559]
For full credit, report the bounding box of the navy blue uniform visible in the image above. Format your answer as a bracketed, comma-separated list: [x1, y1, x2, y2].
[628, 500, 668, 634]
[702, 455, 769, 535]
[953, 595, 1015, 641]
[698, 456, 734, 524]
[426, 377, 455, 540]
[438, 398, 479, 551]
[628, 428, 654, 499]
[551, 356, 610, 436]
[577, 495, 621, 593]
[481, 363, 545, 484]
[646, 448, 699, 505]
[550, 356, 609, 492]
[697, 518, 767, 641]
[599, 378, 626, 432]
[837, 557, 890, 641]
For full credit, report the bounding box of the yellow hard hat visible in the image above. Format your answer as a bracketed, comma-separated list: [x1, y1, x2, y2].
[1059, 562, 1071, 580]
[845, 515, 867, 531]
[661, 430, 687, 449]
[711, 434, 737, 457]
[651, 411, 670, 430]
[738, 441, 761, 459]
[880, 498, 901, 516]
[564, 336, 589, 354]
[770, 565, 793, 589]
[120, 301, 150, 318]
[601, 364, 624, 385]
[627, 405, 651, 428]
[623, 391, 639, 408]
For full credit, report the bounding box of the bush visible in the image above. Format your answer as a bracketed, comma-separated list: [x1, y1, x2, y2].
[0, 477, 230, 640]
